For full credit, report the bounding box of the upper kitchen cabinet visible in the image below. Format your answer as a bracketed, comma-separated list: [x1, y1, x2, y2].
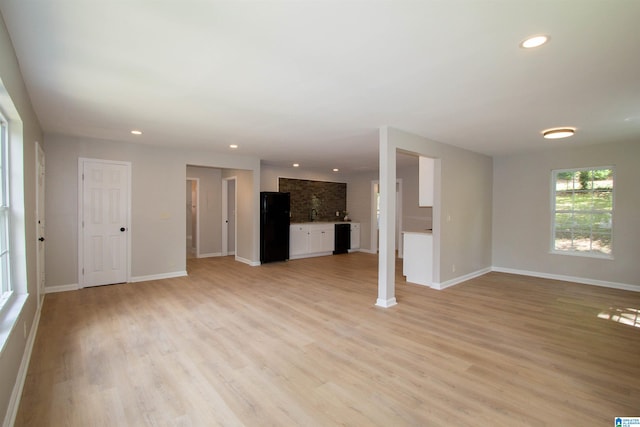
[419, 156, 435, 207]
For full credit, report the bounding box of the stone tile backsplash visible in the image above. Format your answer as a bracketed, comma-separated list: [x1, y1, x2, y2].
[279, 178, 347, 223]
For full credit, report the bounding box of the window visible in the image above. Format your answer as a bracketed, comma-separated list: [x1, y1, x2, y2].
[552, 167, 614, 257]
[0, 112, 10, 308]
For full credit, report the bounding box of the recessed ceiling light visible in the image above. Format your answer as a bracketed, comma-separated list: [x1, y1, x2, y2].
[520, 35, 549, 49]
[131, 130, 142, 135]
[293, 163, 299, 167]
[229, 144, 238, 149]
[542, 127, 576, 139]
[332, 168, 339, 172]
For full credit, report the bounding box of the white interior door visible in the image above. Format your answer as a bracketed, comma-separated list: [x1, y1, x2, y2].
[186, 180, 193, 253]
[228, 179, 236, 254]
[222, 177, 236, 256]
[35, 142, 45, 305]
[80, 159, 130, 287]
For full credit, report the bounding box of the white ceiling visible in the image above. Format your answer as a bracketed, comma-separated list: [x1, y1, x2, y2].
[1, 0, 639, 172]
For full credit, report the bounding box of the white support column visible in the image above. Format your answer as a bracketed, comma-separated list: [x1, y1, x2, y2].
[376, 127, 397, 308]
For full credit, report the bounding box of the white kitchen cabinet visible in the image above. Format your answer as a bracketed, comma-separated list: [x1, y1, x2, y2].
[308, 224, 334, 253]
[289, 223, 335, 259]
[419, 156, 434, 207]
[350, 223, 360, 250]
[290, 225, 309, 257]
[402, 231, 433, 286]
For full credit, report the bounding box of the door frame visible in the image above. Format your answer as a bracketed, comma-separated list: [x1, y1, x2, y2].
[370, 178, 403, 256]
[186, 177, 200, 258]
[35, 141, 45, 307]
[78, 158, 132, 288]
[221, 176, 237, 256]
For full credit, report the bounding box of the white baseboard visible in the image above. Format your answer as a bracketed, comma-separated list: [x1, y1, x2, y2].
[492, 266, 639, 292]
[289, 251, 333, 260]
[3, 302, 41, 427]
[130, 271, 188, 283]
[431, 267, 492, 290]
[235, 256, 260, 266]
[197, 252, 222, 258]
[44, 283, 78, 294]
[358, 248, 377, 254]
[375, 297, 398, 308]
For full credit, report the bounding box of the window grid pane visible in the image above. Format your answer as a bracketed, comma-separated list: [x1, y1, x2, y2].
[552, 168, 613, 257]
[0, 252, 9, 297]
[0, 117, 9, 305]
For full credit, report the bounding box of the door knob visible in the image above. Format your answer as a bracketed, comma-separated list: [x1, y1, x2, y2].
[120, 227, 126, 232]
[38, 237, 45, 242]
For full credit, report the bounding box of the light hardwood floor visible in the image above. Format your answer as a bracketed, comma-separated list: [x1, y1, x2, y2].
[16, 253, 640, 426]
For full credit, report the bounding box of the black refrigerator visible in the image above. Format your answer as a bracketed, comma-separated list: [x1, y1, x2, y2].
[260, 192, 290, 263]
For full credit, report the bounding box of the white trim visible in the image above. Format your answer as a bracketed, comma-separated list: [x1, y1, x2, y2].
[78, 158, 132, 288]
[198, 252, 222, 258]
[370, 180, 378, 254]
[491, 266, 639, 292]
[44, 284, 78, 294]
[430, 267, 492, 290]
[186, 177, 200, 258]
[130, 271, 188, 283]
[3, 301, 41, 427]
[550, 166, 615, 258]
[289, 251, 333, 260]
[221, 176, 237, 257]
[370, 178, 403, 255]
[35, 141, 45, 309]
[358, 248, 377, 254]
[549, 248, 614, 260]
[235, 256, 260, 266]
[375, 297, 397, 308]
[221, 178, 228, 255]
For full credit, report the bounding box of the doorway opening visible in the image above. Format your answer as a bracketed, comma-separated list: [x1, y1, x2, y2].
[186, 177, 199, 258]
[370, 179, 403, 256]
[222, 176, 237, 256]
[36, 141, 45, 306]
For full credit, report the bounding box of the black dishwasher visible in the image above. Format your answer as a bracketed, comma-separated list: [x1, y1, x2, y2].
[333, 223, 351, 255]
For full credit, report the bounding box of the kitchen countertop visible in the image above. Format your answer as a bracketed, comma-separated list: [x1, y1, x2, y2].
[292, 221, 355, 225]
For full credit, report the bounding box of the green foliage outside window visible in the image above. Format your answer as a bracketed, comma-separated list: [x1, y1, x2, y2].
[552, 168, 613, 256]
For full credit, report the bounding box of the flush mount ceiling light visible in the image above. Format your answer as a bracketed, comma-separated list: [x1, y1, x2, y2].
[292, 163, 299, 167]
[229, 144, 238, 149]
[332, 168, 339, 172]
[542, 127, 576, 139]
[520, 35, 549, 49]
[130, 130, 142, 135]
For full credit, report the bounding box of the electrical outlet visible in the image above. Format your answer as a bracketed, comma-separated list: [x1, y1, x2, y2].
[452, 264, 456, 273]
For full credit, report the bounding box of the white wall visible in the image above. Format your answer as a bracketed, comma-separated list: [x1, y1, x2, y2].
[45, 134, 260, 287]
[345, 156, 430, 254]
[343, 170, 376, 252]
[186, 166, 222, 256]
[493, 140, 640, 288]
[397, 153, 433, 232]
[260, 164, 342, 191]
[382, 126, 493, 284]
[223, 168, 254, 263]
[0, 10, 42, 424]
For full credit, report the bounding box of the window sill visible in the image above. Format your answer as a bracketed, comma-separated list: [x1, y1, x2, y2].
[549, 250, 614, 260]
[0, 293, 28, 357]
